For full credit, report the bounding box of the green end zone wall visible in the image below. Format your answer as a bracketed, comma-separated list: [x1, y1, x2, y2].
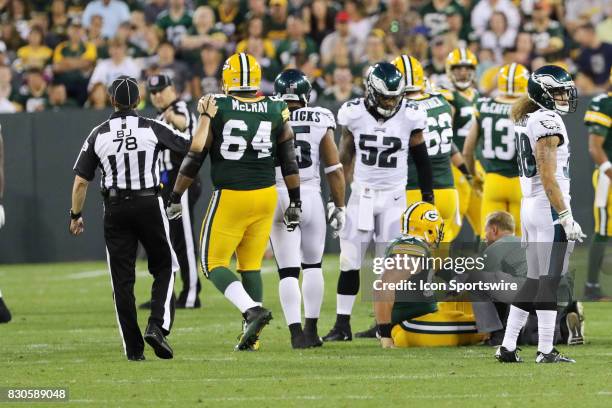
[0, 99, 596, 263]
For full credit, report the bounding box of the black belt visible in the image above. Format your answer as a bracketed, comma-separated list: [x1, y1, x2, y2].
[102, 187, 159, 201]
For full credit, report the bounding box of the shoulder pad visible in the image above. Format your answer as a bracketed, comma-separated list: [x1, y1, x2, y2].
[313, 106, 336, 129]
[439, 89, 454, 101]
[269, 95, 284, 102]
[404, 100, 420, 110]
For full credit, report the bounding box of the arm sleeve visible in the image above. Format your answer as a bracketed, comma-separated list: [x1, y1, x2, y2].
[73, 129, 100, 181]
[409, 141, 434, 196]
[149, 118, 191, 155]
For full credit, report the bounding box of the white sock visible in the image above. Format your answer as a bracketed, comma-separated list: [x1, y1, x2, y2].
[337, 294, 356, 316]
[501, 305, 530, 351]
[536, 310, 557, 354]
[279, 277, 301, 325]
[0, 288, 3, 298]
[223, 281, 258, 313]
[302, 267, 324, 319]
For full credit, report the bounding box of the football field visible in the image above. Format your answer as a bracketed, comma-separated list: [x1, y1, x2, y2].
[1, 254, 611, 407]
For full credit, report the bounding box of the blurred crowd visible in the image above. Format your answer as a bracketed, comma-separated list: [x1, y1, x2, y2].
[0, 0, 610, 113]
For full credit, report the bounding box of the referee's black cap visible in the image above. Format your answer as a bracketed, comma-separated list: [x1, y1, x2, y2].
[108, 75, 140, 108]
[147, 74, 173, 93]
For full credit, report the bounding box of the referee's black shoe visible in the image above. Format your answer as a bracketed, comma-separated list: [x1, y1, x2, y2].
[235, 306, 272, 351]
[127, 354, 145, 362]
[144, 324, 173, 359]
[0, 297, 11, 323]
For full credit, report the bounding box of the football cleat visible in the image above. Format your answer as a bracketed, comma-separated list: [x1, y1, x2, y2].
[144, 324, 174, 359]
[303, 332, 323, 348]
[235, 306, 272, 351]
[495, 346, 523, 363]
[355, 324, 379, 339]
[291, 333, 309, 349]
[322, 325, 352, 342]
[565, 312, 584, 345]
[535, 348, 576, 363]
[0, 297, 11, 323]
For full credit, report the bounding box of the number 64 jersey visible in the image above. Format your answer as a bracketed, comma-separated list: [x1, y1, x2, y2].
[338, 98, 427, 189]
[515, 109, 571, 199]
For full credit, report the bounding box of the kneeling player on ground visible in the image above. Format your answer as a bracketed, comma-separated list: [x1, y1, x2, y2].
[270, 69, 346, 348]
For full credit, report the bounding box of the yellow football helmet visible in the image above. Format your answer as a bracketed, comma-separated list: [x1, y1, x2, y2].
[391, 55, 424, 92]
[400, 202, 445, 247]
[497, 63, 529, 96]
[222, 52, 261, 93]
[445, 48, 478, 90]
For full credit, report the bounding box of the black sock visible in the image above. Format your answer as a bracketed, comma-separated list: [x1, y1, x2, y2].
[587, 235, 608, 285]
[336, 314, 350, 327]
[304, 318, 318, 334]
[288, 323, 303, 338]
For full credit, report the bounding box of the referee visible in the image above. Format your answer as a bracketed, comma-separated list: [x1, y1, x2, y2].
[69, 75, 190, 361]
[141, 74, 202, 309]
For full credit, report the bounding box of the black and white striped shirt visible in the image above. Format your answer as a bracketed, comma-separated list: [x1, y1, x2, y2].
[73, 110, 190, 190]
[156, 99, 196, 172]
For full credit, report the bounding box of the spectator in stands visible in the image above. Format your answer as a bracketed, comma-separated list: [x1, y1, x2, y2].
[83, 0, 131, 40]
[374, 0, 420, 56]
[84, 81, 109, 110]
[144, 0, 167, 25]
[11, 67, 47, 112]
[16, 26, 52, 71]
[216, 0, 243, 40]
[0, 65, 16, 113]
[420, 0, 466, 39]
[1, 23, 23, 58]
[353, 29, 388, 84]
[245, 0, 267, 21]
[480, 11, 517, 64]
[191, 43, 223, 99]
[87, 15, 108, 58]
[52, 18, 97, 105]
[46, 81, 77, 110]
[514, 31, 534, 68]
[318, 66, 362, 106]
[29, 11, 59, 50]
[276, 14, 318, 68]
[88, 38, 140, 91]
[180, 5, 227, 67]
[156, 0, 192, 46]
[524, 0, 565, 61]
[305, 0, 336, 46]
[574, 23, 612, 94]
[320, 11, 354, 67]
[445, 4, 472, 47]
[49, 0, 70, 44]
[152, 41, 191, 96]
[245, 36, 281, 94]
[596, 3, 612, 43]
[562, 0, 606, 33]
[7, 0, 30, 41]
[424, 33, 453, 87]
[322, 41, 352, 85]
[236, 16, 275, 59]
[470, 0, 520, 38]
[115, 22, 150, 58]
[129, 10, 151, 53]
[266, 0, 289, 43]
[345, 0, 373, 61]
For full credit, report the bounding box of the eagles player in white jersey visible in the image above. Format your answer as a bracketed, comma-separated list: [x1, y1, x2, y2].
[496, 66, 584, 364]
[269, 69, 346, 349]
[323, 62, 434, 342]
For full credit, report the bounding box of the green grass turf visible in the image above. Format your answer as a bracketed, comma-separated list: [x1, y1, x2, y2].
[1, 251, 611, 407]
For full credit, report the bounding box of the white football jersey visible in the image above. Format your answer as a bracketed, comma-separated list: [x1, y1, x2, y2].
[337, 98, 427, 189]
[275, 106, 336, 191]
[515, 109, 571, 198]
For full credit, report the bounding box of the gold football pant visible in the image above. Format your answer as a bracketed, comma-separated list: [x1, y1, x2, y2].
[480, 173, 521, 236]
[392, 302, 486, 347]
[406, 188, 461, 243]
[452, 162, 484, 236]
[593, 169, 612, 236]
[200, 186, 277, 275]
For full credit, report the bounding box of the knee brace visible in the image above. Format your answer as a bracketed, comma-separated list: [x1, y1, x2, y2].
[337, 269, 360, 295]
[278, 267, 300, 280]
[534, 276, 561, 311]
[512, 277, 539, 313]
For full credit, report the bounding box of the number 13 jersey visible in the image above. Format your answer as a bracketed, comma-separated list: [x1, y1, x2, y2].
[515, 109, 570, 199]
[338, 98, 427, 190]
[209, 94, 290, 190]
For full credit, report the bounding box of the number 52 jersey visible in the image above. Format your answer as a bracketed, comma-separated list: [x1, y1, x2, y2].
[337, 98, 427, 189]
[514, 109, 570, 199]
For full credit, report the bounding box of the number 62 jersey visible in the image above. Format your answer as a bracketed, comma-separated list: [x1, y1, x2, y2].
[514, 109, 571, 199]
[338, 98, 427, 189]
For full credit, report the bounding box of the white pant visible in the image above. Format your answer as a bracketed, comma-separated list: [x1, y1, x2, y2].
[339, 184, 406, 271]
[521, 195, 573, 279]
[270, 188, 326, 268]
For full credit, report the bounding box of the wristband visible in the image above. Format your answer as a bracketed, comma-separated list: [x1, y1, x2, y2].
[377, 323, 392, 338]
[169, 191, 181, 204]
[70, 210, 82, 220]
[600, 161, 612, 173]
[288, 186, 300, 203]
[202, 112, 213, 120]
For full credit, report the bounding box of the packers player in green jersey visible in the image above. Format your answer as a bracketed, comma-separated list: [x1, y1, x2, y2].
[463, 63, 529, 237]
[584, 67, 612, 300]
[392, 55, 462, 242]
[442, 48, 483, 240]
[167, 52, 301, 350]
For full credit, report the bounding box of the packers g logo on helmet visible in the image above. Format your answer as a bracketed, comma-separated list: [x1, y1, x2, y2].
[400, 202, 445, 247]
[445, 48, 478, 90]
[222, 52, 262, 93]
[391, 55, 424, 92]
[497, 63, 529, 96]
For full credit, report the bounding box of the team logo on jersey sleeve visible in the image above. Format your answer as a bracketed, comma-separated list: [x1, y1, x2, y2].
[539, 119, 561, 131]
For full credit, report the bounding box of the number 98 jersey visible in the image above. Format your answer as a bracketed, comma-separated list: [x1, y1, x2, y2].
[209, 94, 290, 190]
[515, 109, 570, 198]
[338, 98, 427, 189]
[275, 106, 336, 191]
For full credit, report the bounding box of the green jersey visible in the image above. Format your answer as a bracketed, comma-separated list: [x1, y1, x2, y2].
[209, 95, 290, 190]
[385, 235, 438, 324]
[584, 92, 612, 159]
[156, 10, 193, 45]
[475, 97, 519, 177]
[406, 93, 455, 189]
[443, 88, 478, 151]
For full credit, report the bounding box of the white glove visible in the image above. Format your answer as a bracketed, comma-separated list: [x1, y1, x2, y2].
[166, 202, 183, 220]
[0, 204, 4, 228]
[326, 202, 346, 238]
[559, 210, 586, 242]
